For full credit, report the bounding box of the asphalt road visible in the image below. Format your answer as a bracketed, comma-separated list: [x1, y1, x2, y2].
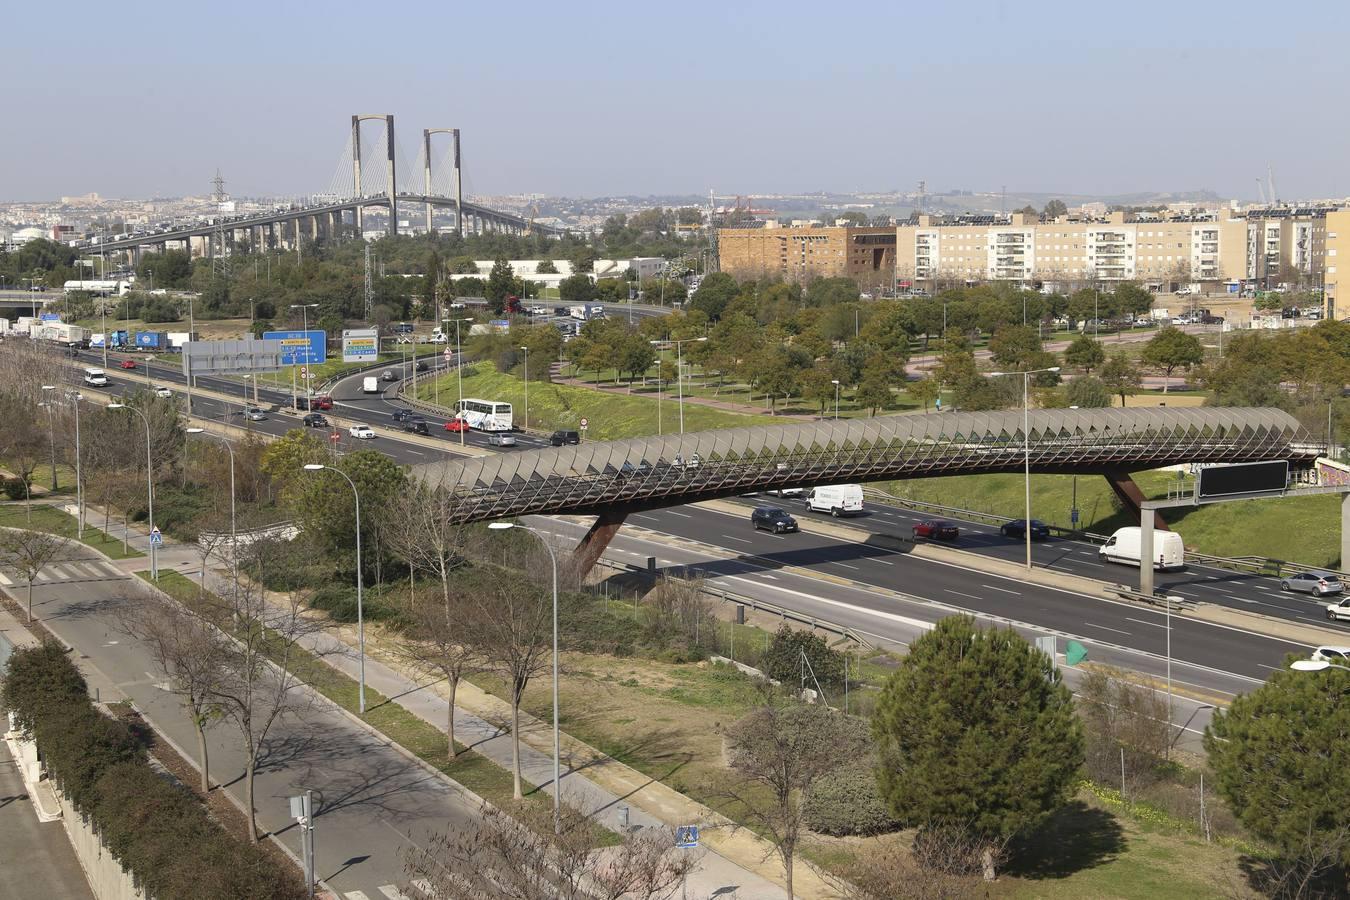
[15, 547, 479, 899]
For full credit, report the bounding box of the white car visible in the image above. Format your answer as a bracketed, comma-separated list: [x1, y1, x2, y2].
[1325, 599, 1350, 622]
[348, 424, 375, 440]
[154, 387, 172, 398]
[1311, 645, 1350, 663]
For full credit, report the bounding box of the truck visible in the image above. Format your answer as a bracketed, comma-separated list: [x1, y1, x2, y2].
[167, 331, 198, 350]
[1099, 527, 1185, 570]
[33, 322, 89, 346]
[504, 295, 524, 315]
[569, 305, 590, 320]
[802, 484, 864, 517]
[134, 331, 168, 351]
[363, 376, 379, 394]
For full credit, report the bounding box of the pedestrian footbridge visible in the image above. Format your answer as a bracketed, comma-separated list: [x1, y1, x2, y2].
[414, 407, 1321, 570]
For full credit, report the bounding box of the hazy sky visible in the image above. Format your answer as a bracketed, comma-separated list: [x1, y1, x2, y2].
[4, 0, 1346, 203]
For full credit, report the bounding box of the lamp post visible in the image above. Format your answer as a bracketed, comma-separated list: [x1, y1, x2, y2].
[831, 379, 841, 420]
[144, 355, 155, 393]
[650, 337, 707, 434]
[37, 394, 57, 491]
[487, 521, 560, 835]
[444, 318, 472, 446]
[289, 303, 319, 409]
[303, 464, 366, 713]
[44, 387, 84, 538]
[186, 428, 236, 560]
[108, 403, 157, 579]
[520, 345, 530, 431]
[989, 366, 1061, 571]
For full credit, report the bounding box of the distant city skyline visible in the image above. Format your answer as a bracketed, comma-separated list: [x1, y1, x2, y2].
[4, 0, 1346, 203]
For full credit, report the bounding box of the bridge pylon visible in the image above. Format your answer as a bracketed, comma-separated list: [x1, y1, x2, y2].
[423, 129, 463, 238]
[352, 114, 397, 238]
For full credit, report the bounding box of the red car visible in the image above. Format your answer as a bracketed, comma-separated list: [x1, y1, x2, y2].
[311, 395, 333, 410]
[119, 359, 137, 370]
[912, 520, 960, 541]
[443, 418, 470, 433]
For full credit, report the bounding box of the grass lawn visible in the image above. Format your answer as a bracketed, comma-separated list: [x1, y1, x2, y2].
[413, 365, 779, 440]
[0, 503, 144, 559]
[878, 469, 1342, 568]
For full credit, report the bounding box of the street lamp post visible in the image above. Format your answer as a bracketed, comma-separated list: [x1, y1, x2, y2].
[303, 464, 366, 713]
[108, 403, 157, 579]
[520, 346, 530, 431]
[989, 366, 1061, 571]
[650, 337, 707, 434]
[831, 379, 841, 420]
[46, 387, 85, 538]
[186, 428, 236, 560]
[289, 303, 319, 409]
[445, 318, 472, 446]
[488, 521, 560, 835]
[37, 395, 57, 491]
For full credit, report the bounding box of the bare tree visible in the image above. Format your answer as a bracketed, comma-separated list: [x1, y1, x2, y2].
[398, 590, 486, 759]
[402, 801, 694, 900]
[189, 508, 236, 599]
[464, 570, 554, 800]
[719, 701, 872, 900]
[836, 825, 991, 900]
[116, 593, 232, 793]
[0, 527, 69, 621]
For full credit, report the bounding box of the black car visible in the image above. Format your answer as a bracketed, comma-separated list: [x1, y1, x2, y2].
[403, 417, 430, 435]
[415, 360, 429, 371]
[553, 306, 568, 316]
[550, 430, 581, 446]
[617, 460, 653, 478]
[391, 409, 415, 423]
[751, 506, 798, 534]
[302, 413, 329, 428]
[294, 396, 310, 410]
[1001, 519, 1051, 540]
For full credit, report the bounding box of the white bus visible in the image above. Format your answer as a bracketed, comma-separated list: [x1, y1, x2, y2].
[455, 398, 514, 432]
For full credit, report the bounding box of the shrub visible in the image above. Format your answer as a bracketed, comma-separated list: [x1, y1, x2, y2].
[308, 584, 397, 623]
[760, 625, 845, 689]
[2, 477, 28, 501]
[1, 640, 89, 733]
[803, 760, 901, 836]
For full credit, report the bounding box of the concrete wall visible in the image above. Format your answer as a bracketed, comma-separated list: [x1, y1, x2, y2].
[56, 791, 146, 900]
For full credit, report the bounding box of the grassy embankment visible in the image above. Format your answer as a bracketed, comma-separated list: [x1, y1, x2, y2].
[0, 503, 144, 559]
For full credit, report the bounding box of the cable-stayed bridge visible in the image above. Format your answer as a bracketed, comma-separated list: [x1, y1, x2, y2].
[84, 115, 563, 260]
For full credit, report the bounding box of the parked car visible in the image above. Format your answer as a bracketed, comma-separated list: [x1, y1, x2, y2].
[154, 387, 173, 399]
[1001, 519, 1051, 540]
[912, 520, 960, 541]
[119, 359, 137, 369]
[243, 407, 267, 421]
[550, 430, 581, 446]
[391, 409, 415, 423]
[1324, 598, 1350, 622]
[302, 413, 329, 428]
[751, 506, 799, 533]
[1311, 645, 1350, 663]
[487, 432, 517, 447]
[403, 418, 430, 435]
[348, 424, 375, 439]
[444, 418, 470, 433]
[1281, 572, 1344, 597]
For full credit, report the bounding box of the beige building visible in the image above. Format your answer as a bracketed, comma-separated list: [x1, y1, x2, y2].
[1325, 209, 1348, 317]
[717, 224, 896, 286]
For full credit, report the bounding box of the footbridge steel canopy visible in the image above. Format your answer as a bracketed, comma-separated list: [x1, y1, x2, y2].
[415, 407, 1319, 525]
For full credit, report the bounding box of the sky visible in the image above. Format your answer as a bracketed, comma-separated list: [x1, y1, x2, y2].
[3, 0, 1347, 203]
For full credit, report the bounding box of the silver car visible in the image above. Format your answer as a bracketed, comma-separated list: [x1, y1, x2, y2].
[1281, 572, 1344, 597]
[487, 432, 517, 447]
[244, 407, 267, 421]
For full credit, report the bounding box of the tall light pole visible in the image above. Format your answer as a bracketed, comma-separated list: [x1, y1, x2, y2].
[831, 379, 841, 420]
[186, 428, 236, 559]
[37, 395, 57, 491]
[445, 318, 472, 446]
[650, 337, 707, 434]
[289, 303, 319, 409]
[520, 345, 530, 431]
[45, 387, 84, 538]
[108, 403, 157, 579]
[303, 464, 366, 713]
[487, 521, 560, 835]
[989, 366, 1061, 571]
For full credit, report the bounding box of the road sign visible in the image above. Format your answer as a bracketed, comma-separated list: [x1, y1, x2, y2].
[263, 329, 327, 366]
[1197, 460, 1289, 500]
[675, 825, 699, 849]
[443, 348, 453, 361]
[1070, 507, 1080, 525]
[329, 431, 341, 442]
[149, 527, 163, 546]
[342, 328, 378, 363]
[579, 417, 589, 431]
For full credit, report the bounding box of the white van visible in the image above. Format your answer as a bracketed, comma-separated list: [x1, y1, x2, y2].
[803, 484, 864, 517]
[363, 376, 379, 394]
[1100, 527, 1185, 570]
[82, 367, 108, 387]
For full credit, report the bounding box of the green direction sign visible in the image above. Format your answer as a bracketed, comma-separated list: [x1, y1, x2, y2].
[1066, 640, 1089, 667]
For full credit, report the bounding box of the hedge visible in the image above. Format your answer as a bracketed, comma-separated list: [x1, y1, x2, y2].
[1, 641, 306, 900]
[803, 759, 902, 837]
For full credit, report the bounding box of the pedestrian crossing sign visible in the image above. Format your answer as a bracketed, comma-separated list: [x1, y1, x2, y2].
[675, 825, 699, 848]
[149, 527, 163, 546]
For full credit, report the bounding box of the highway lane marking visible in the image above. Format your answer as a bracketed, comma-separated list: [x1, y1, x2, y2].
[403, 448, 425, 456]
[981, 584, 1020, 595]
[1082, 623, 1132, 635]
[722, 535, 753, 544]
[632, 514, 659, 522]
[867, 557, 894, 565]
[1125, 617, 1168, 629]
[830, 562, 860, 571]
[665, 511, 693, 518]
[946, 590, 981, 600]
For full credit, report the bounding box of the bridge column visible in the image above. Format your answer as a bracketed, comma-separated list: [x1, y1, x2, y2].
[309, 215, 318, 243]
[385, 113, 397, 237]
[571, 509, 629, 578]
[1140, 506, 1155, 596]
[1102, 469, 1166, 530]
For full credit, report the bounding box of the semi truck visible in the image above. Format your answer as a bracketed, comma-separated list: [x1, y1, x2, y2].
[134, 331, 169, 351]
[167, 332, 198, 350]
[33, 322, 90, 346]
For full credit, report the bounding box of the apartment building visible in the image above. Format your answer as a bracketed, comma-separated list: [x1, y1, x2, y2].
[717, 224, 896, 285]
[1325, 209, 1348, 317]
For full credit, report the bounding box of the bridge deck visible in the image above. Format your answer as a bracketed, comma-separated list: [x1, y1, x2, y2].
[414, 407, 1320, 524]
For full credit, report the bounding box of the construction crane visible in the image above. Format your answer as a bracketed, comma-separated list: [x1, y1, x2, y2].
[524, 202, 540, 236]
[1267, 164, 1279, 207]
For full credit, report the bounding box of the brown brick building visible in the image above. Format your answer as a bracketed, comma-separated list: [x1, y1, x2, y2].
[717, 225, 897, 286]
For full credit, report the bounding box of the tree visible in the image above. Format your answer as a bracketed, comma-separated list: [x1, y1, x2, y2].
[1063, 335, 1106, 374]
[1142, 326, 1203, 393]
[759, 624, 845, 690]
[988, 324, 1043, 370]
[617, 335, 657, 386]
[485, 257, 516, 314]
[398, 582, 484, 758]
[688, 272, 739, 320]
[293, 450, 406, 564]
[908, 375, 941, 411]
[1099, 352, 1141, 406]
[855, 374, 893, 415]
[535, 258, 558, 275]
[800, 361, 840, 417]
[1043, 199, 1068, 219]
[558, 272, 597, 304]
[117, 595, 231, 793]
[402, 801, 693, 900]
[722, 702, 872, 899]
[873, 615, 1083, 880]
[1205, 664, 1350, 882]
[1066, 376, 1112, 408]
[0, 528, 68, 621]
[568, 245, 598, 274]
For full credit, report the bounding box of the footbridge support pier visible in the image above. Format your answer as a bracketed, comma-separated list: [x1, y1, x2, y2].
[571, 509, 630, 577]
[1103, 468, 1167, 531]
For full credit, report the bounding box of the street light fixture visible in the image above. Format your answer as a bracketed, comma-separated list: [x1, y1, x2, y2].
[186, 428, 236, 560]
[108, 402, 158, 579]
[302, 464, 367, 713]
[988, 366, 1061, 571]
[649, 337, 707, 434]
[520, 345, 530, 431]
[1292, 659, 1350, 673]
[43, 386, 83, 537]
[487, 520, 561, 835]
[831, 379, 841, 421]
